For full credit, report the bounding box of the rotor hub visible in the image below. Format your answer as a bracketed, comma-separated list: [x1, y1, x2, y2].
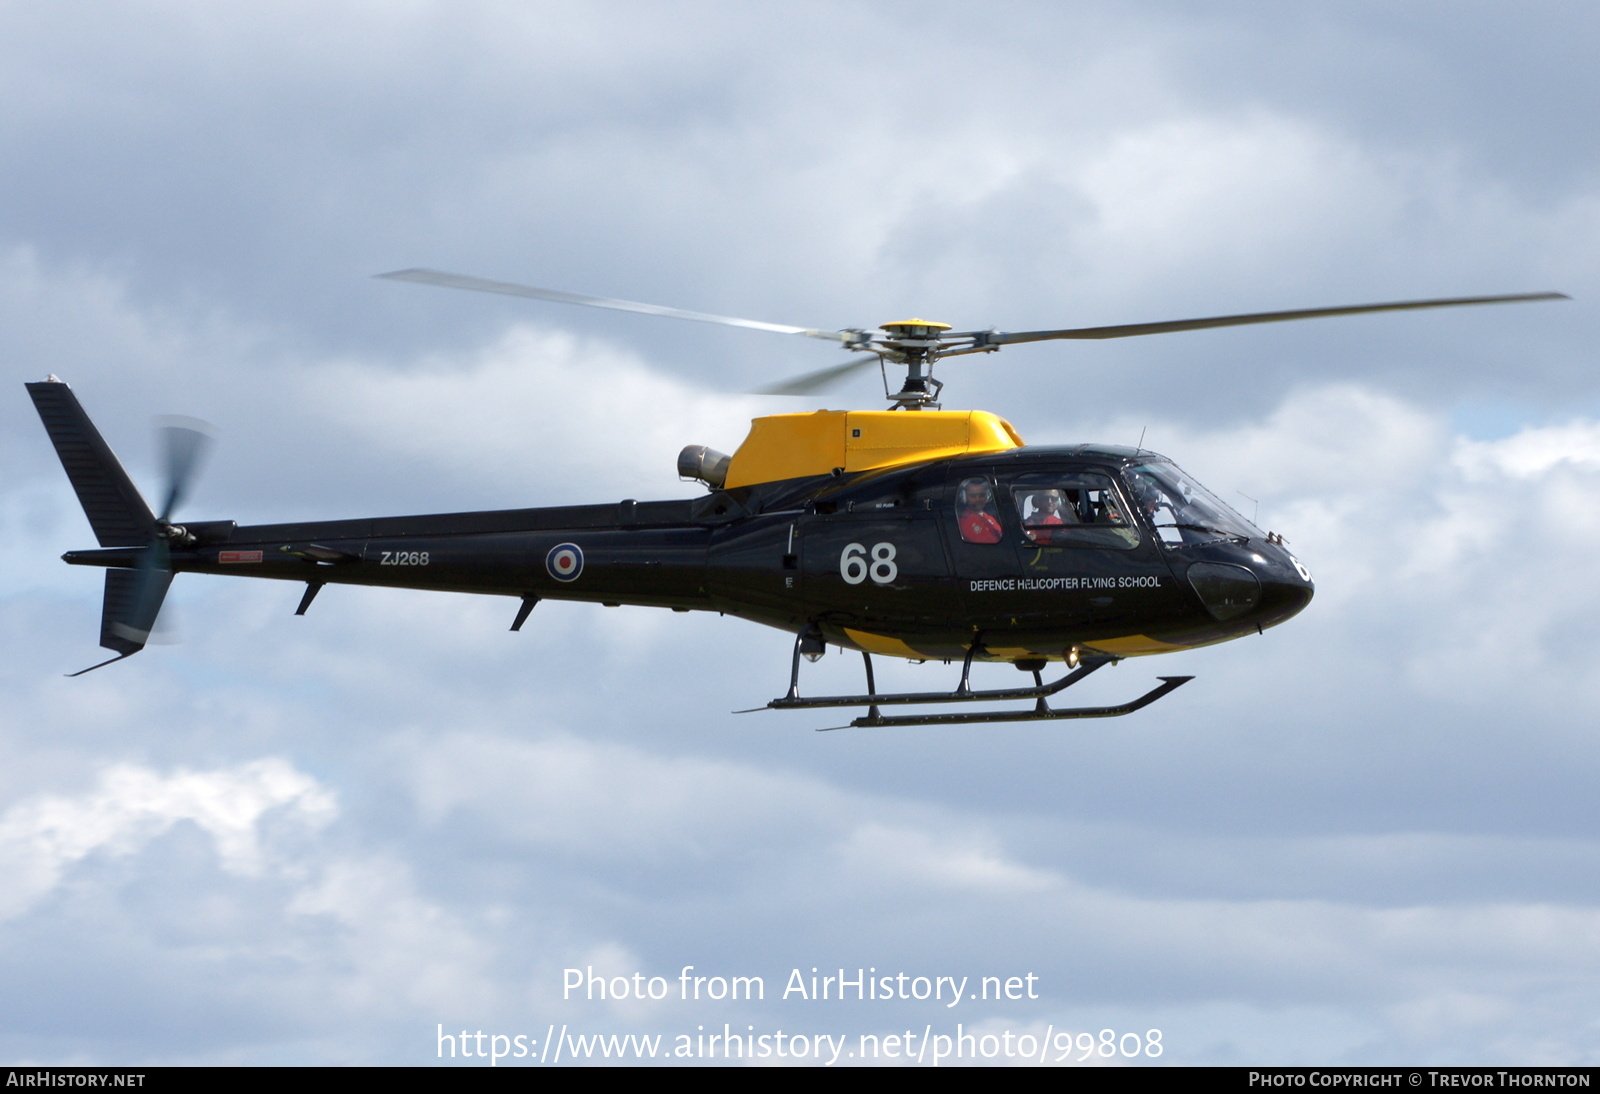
[880, 319, 951, 340]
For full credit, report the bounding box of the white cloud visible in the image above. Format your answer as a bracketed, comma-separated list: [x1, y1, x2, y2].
[1456, 421, 1600, 481]
[0, 760, 334, 921]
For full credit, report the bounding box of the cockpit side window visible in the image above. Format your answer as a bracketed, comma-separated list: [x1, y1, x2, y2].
[955, 476, 1004, 544]
[1009, 471, 1138, 549]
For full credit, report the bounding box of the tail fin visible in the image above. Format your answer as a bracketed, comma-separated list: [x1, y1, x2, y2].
[26, 378, 155, 547]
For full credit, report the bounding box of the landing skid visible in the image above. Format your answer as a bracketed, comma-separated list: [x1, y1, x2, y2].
[739, 634, 1193, 729]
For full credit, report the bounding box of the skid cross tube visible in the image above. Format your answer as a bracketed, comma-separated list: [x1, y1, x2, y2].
[956, 644, 979, 696]
[784, 629, 803, 700]
[861, 651, 880, 722]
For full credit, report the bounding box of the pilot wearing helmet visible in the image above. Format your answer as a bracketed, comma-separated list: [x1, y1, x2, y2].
[1128, 473, 1166, 520]
[957, 477, 1003, 544]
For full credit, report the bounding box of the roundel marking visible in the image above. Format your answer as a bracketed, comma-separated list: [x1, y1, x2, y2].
[546, 542, 584, 582]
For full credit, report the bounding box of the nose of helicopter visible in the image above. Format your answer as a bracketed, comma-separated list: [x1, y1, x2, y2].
[1249, 546, 1314, 630]
[1184, 548, 1313, 633]
[1254, 562, 1314, 628]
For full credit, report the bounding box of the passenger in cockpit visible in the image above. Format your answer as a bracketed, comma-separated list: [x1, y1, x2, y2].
[1022, 489, 1068, 543]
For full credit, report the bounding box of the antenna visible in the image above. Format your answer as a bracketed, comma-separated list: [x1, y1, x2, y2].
[1135, 427, 1146, 455]
[1238, 491, 1259, 525]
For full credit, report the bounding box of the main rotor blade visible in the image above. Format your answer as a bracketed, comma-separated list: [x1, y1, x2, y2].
[754, 355, 882, 396]
[155, 417, 213, 524]
[377, 268, 849, 343]
[983, 292, 1570, 345]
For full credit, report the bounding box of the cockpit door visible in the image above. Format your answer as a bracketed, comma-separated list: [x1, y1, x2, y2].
[944, 469, 1030, 622]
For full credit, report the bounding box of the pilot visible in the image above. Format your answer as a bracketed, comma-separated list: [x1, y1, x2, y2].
[1129, 474, 1166, 520]
[957, 478, 1003, 544]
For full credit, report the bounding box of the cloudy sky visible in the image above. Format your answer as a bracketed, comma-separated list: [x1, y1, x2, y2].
[3, 1, 1599, 1066]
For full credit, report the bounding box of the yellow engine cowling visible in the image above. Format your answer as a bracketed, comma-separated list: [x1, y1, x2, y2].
[720, 410, 1023, 489]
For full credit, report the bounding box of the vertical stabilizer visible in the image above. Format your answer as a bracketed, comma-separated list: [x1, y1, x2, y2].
[26, 379, 155, 547]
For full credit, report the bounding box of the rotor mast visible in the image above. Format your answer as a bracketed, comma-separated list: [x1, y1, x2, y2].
[877, 319, 956, 410]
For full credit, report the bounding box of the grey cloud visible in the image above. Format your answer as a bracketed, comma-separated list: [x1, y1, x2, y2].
[5, 1, 1600, 1067]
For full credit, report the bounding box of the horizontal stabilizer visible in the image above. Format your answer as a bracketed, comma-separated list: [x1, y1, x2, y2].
[26, 379, 155, 547]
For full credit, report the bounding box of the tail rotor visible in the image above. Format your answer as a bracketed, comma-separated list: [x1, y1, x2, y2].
[64, 409, 213, 676]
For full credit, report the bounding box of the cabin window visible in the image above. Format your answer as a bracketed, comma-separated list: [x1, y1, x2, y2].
[1009, 472, 1138, 549]
[954, 476, 1003, 544]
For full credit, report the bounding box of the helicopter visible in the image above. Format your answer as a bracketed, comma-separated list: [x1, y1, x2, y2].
[27, 273, 1566, 727]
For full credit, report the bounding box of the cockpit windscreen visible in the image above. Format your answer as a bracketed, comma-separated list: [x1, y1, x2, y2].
[1123, 461, 1261, 546]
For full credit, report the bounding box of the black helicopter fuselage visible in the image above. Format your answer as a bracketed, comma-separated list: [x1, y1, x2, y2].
[62, 444, 1313, 664]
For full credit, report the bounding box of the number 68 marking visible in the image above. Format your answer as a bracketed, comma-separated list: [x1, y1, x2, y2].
[840, 542, 897, 585]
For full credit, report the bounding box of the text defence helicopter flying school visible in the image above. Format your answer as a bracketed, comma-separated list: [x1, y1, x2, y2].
[28, 275, 1565, 727]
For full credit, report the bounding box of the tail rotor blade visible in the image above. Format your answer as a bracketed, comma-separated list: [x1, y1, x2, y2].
[156, 416, 213, 523]
[123, 539, 173, 643]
